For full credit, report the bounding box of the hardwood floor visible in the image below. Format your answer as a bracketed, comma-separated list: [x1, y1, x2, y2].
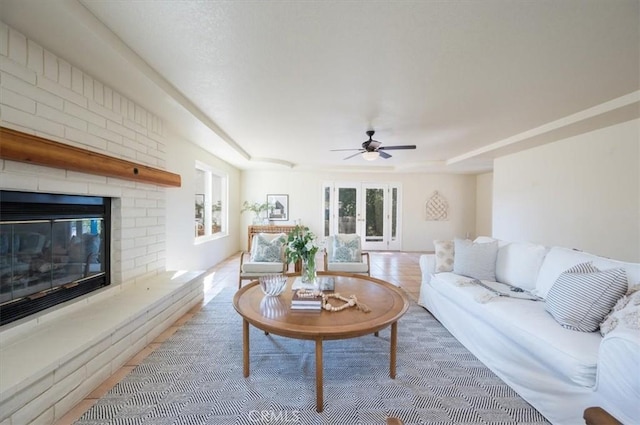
[54, 251, 426, 425]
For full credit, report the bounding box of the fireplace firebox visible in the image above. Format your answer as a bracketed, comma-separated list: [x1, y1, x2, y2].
[0, 191, 110, 326]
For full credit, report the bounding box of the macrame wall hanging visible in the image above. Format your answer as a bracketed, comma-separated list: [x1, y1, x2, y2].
[425, 191, 449, 221]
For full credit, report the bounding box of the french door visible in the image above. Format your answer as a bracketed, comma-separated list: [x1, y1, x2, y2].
[323, 182, 402, 251]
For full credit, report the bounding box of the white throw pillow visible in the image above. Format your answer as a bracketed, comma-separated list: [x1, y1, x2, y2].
[453, 238, 499, 281]
[534, 246, 639, 298]
[433, 240, 454, 273]
[495, 242, 548, 290]
[545, 262, 627, 332]
[534, 247, 599, 298]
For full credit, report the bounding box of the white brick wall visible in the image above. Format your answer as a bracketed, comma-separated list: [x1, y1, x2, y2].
[0, 21, 168, 286]
[0, 22, 198, 425]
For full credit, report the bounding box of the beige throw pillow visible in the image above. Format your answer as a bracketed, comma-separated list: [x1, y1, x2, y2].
[434, 240, 455, 273]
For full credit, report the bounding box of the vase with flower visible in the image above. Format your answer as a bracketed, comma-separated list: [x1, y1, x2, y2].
[285, 225, 319, 285]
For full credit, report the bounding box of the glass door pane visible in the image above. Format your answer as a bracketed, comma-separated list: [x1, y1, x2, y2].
[391, 187, 398, 240]
[323, 186, 331, 237]
[336, 187, 358, 234]
[388, 186, 401, 250]
[365, 187, 384, 243]
[361, 184, 387, 250]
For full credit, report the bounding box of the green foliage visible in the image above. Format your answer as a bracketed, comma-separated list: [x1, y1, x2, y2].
[285, 225, 318, 264]
[241, 201, 270, 217]
[339, 189, 356, 217]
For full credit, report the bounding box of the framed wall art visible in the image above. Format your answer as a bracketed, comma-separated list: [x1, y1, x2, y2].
[267, 194, 289, 221]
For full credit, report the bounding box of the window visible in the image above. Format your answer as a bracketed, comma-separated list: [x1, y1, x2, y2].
[195, 161, 228, 239]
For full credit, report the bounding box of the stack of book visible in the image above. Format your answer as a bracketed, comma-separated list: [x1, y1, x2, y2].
[291, 290, 323, 311]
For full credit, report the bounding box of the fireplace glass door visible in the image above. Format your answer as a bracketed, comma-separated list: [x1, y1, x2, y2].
[0, 218, 105, 304]
[0, 190, 110, 325]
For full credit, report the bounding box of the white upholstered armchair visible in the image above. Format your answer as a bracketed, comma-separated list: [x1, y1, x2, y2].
[238, 232, 288, 288]
[323, 234, 370, 275]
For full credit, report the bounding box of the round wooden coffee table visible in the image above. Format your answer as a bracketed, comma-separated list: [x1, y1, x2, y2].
[233, 272, 410, 412]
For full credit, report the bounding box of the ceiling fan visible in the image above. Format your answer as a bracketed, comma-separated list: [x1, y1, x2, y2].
[331, 130, 417, 161]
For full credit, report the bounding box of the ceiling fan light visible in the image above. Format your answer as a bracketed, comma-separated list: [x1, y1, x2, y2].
[363, 151, 379, 161]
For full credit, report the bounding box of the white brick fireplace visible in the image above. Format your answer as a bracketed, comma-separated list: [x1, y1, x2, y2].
[0, 23, 202, 424]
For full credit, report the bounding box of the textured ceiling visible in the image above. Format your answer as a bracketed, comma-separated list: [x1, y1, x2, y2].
[2, 0, 639, 173]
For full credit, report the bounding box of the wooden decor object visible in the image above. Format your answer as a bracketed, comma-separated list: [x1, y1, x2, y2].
[0, 126, 181, 187]
[425, 190, 449, 221]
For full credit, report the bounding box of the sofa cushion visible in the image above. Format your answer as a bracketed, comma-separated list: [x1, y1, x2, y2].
[495, 242, 548, 290]
[242, 262, 285, 273]
[326, 262, 369, 273]
[534, 246, 639, 298]
[453, 238, 498, 281]
[250, 233, 286, 262]
[545, 263, 627, 332]
[433, 240, 454, 272]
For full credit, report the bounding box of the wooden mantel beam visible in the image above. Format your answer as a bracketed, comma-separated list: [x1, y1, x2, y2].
[0, 127, 181, 187]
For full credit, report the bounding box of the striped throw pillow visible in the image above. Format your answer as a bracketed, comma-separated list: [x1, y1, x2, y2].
[545, 262, 628, 332]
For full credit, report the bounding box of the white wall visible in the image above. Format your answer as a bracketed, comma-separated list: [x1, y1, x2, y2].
[241, 170, 477, 252]
[475, 172, 493, 237]
[493, 119, 640, 262]
[165, 128, 241, 270]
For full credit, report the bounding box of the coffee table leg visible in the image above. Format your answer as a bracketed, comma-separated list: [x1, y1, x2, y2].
[390, 321, 397, 379]
[316, 338, 323, 412]
[243, 319, 250, 377]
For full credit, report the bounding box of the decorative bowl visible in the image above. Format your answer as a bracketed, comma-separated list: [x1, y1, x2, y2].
[259, 274, 287, 296]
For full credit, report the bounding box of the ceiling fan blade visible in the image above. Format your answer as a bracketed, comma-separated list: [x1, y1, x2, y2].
[343, 151, 365, 160]
[379, 151, 392, 159]
[377, 145, 417, 150]
[330, 148, 365, 151]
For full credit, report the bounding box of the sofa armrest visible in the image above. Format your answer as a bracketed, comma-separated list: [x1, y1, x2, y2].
[419, 254, 436, 285]
[593, 328, 640, 424]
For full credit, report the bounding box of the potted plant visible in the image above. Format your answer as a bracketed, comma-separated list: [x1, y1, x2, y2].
[241, 200, 271, 224]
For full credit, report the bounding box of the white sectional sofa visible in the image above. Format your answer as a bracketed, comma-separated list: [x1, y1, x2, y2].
[418, 238, 640, 425]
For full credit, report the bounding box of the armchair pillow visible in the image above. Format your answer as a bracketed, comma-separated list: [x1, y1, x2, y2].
[545, 262, 627, 332]
[330, 234, 361, 263]
[250, 233, 286, 262]
[453, 238, 498, 281]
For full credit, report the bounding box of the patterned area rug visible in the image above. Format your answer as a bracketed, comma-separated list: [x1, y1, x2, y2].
[76, 287, 550, 425]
